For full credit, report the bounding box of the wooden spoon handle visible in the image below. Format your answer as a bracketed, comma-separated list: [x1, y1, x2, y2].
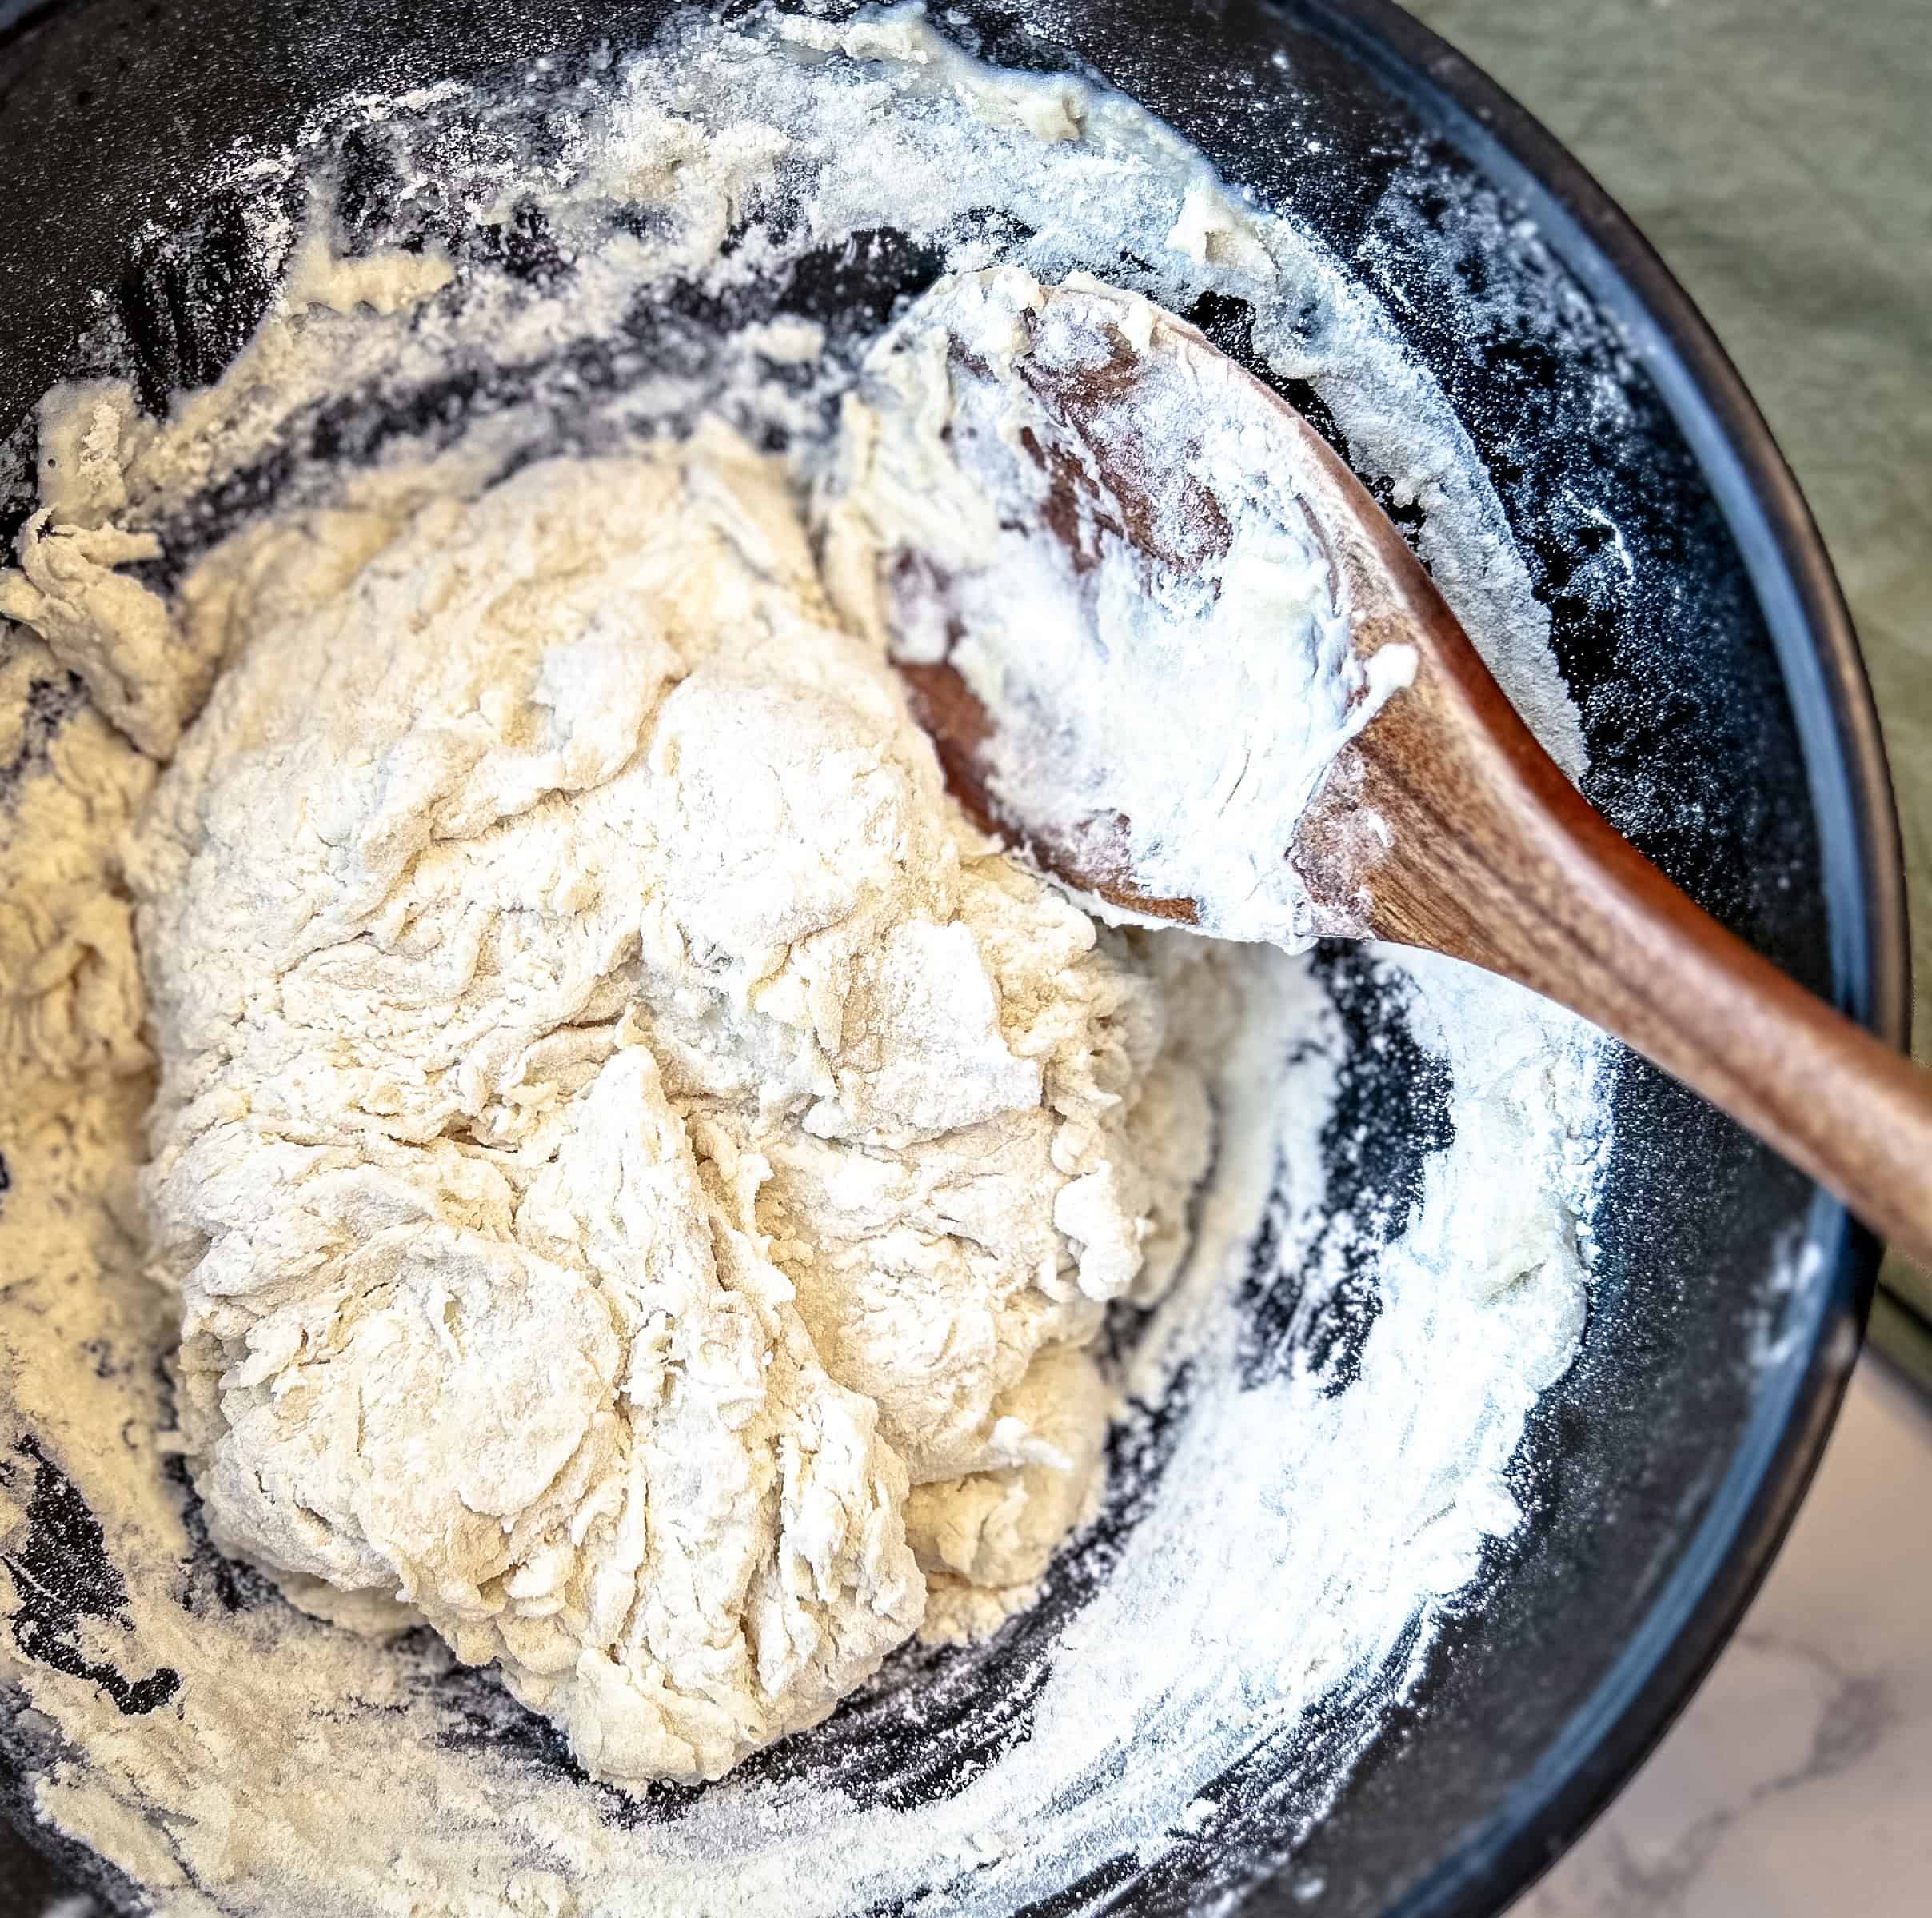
[1450, 795, 1930, 1269]
[1283, 418, 1929, 1272]
[1351, 672, 1932, 1270]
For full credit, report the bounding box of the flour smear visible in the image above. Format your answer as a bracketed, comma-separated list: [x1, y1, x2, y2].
[0, 8, 1607, 1913]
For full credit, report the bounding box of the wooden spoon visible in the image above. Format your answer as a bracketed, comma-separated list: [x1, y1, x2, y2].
[848, 274, 1932, 1269]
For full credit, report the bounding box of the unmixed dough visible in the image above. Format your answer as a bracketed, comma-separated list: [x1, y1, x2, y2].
[122, 423, 1218, 1788]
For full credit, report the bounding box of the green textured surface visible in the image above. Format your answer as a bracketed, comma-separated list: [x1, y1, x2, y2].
[1411, 0, 1931, 1352]
[1870, 1287, 1932, 1398]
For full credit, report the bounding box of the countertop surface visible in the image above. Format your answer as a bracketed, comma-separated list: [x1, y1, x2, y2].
[1515, 1360, 1932, 1916]
[1406, 2, 1931, 1910]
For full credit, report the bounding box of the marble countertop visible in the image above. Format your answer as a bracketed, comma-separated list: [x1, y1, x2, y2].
[1517, 1359, 1932, 1915]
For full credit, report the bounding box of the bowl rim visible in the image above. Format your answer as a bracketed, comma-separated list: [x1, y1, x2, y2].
[1288, 2, 1912, 1912]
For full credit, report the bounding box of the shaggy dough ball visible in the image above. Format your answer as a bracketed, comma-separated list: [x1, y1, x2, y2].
[130, 428, 1214, 1788]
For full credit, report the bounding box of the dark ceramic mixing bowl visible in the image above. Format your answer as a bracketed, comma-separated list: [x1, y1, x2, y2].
[0, 2, 1909, 1912]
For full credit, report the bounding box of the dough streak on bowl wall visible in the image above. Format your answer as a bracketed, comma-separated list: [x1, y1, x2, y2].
[0, 8, 1607, 1912]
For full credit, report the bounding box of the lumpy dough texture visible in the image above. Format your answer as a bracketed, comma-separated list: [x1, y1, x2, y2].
[131, 429, 1215, 1787]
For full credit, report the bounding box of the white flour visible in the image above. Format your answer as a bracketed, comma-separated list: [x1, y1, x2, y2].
[0, 7, 1607, 1912]
[824, 266, 1416, 942]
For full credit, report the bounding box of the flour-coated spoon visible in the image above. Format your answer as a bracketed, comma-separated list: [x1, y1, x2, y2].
[840, 271, 1932, 1269]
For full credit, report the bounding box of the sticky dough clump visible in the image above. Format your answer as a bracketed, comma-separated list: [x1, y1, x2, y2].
[126, 429, 1214, 1788]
